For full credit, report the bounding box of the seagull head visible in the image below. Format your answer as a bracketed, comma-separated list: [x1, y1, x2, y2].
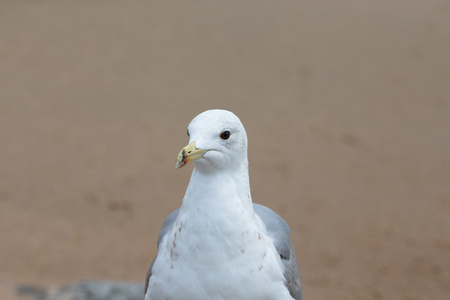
[175, 109, 248, 172]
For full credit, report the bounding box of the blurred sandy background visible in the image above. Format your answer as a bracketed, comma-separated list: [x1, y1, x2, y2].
[1, 1, 450, 299]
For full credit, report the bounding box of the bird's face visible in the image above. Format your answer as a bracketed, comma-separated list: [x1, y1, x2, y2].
[176, 109, 248, 172]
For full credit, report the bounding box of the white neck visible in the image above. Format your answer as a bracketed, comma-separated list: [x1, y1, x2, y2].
[178, 160, 255, 235]
[182, 161, 252, 210]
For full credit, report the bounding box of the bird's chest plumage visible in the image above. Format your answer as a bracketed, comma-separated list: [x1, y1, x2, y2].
[146, 213, 291, 300]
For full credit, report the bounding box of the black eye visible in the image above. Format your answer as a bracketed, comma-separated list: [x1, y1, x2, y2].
[187, 129, 190, 137]
[220, 130, 231, 140]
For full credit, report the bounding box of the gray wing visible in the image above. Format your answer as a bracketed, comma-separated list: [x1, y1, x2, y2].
[145, 205, 302, 300]
[145, 208, 180, 296]
[254, 203, 303, 300]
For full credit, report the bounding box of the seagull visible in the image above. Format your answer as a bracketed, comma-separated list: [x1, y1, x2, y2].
[145, 109, 303, 300]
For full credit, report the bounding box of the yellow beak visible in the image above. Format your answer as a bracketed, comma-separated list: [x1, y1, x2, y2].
[175, 141, 209, 169]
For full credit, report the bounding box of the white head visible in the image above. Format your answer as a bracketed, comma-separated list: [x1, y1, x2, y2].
[176, 109, 248, 172]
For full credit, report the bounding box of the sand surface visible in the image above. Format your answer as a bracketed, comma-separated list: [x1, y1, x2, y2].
[1, 1, 450, 299]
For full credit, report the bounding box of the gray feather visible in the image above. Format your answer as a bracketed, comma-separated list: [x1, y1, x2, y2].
[253, 204, 303, 300]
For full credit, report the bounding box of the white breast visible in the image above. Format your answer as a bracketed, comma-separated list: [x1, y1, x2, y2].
[146, 209, 294, 300]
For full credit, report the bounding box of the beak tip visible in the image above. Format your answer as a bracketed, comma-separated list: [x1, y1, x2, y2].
[176, 158, 188, 169]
